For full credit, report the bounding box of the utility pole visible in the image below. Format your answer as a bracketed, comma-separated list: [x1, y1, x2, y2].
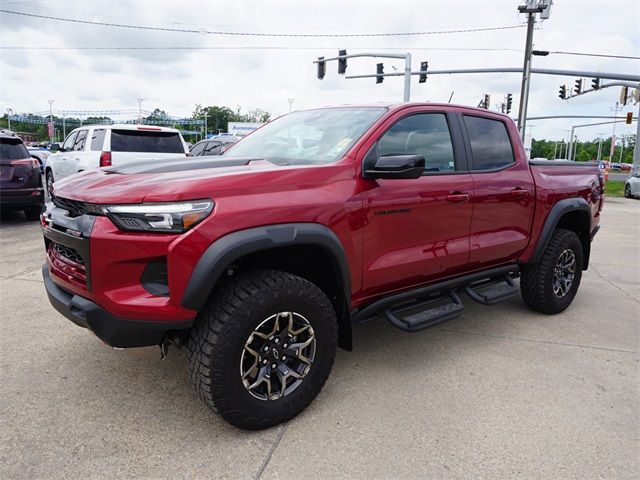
[6, 108, 12, 130]
[48, 99, 54, 145]
[516, 0, 551, 142]
[62, 116, 66, 139]
[137, 98, 144, 124]
[609, 102, 623, 159]
[633, 100, 640, 174]
[596, 134, 604, 162]
[204, 112, 208, 139]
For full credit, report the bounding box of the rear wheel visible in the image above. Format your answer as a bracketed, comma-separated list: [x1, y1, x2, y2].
[187, 270, 338, 430]
[24, 206, 41, 221]
[520, 228, 583, 314]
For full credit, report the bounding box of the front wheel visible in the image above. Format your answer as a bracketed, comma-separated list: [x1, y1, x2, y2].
[624, 184, 632, 198]
[520, 228, 584, 314]
[187, 270, 338, 430]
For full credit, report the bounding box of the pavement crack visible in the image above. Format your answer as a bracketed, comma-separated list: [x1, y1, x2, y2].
[254, 423, 288, 480]
[435, 328, 637, 354]
[589, 264, 640, 304]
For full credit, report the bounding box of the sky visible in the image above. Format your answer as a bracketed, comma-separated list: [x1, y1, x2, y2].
[0, 0, 638, 142]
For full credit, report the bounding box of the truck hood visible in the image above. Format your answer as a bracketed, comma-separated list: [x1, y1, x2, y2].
[51, 157, 294, 204]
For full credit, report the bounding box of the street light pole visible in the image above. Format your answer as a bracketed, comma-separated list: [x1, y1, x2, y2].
[6, 108, 13, 130]
[48, 99, 54, 145]
[288, 98, 295, 113]
[633, 101, 640, 174]
[137, 98, 144, 124]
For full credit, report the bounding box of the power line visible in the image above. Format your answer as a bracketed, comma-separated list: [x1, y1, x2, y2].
[0, 46, 522, 52]
[550, 50, 639, 60]
[0, 9, 525, 37]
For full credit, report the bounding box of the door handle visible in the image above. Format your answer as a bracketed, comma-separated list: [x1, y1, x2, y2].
[511, 187, 528, 198]
[445, 192, 470, 203]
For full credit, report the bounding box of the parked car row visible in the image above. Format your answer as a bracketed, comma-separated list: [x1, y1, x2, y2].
[0, 129, 45, 219]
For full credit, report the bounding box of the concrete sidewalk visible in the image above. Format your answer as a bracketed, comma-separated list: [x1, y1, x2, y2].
[1, 198, 638, 479]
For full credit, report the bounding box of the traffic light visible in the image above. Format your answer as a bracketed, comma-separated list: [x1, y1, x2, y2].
[317, 56, 326, 80]
[505, 93, 513, 114]
[376, 63, 384, 84]
[591, 78, 600, 90]
[482, 94, 490, 109]
[626, 112, 634, 125]
[620, 86, 629, 105]
[559, 85, 567, 100]
[338, 50, 347, 74]
[574, 78, 583, 95]
[419, 61, 428, 83]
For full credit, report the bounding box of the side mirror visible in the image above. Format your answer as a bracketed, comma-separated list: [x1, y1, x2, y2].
[364, 154, 425, 180]
[50, 143, 61, 152]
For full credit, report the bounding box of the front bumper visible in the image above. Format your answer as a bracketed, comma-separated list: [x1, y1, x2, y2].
[43, 266, 193, 348]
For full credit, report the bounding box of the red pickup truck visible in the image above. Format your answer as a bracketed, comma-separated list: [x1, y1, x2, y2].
[41, 103, 603, 430]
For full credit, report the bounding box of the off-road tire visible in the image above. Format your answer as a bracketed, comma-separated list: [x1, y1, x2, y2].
[520, 228, 583, 314]
[187, 270, 338, 430]
[24, 206, 41, 221]
[624, 184, 632, 198]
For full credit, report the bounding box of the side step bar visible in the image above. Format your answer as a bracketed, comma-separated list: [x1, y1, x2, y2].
[352, 265, 520, 333]
[385, 292, 464, 332]
[465, 276, 520, 305]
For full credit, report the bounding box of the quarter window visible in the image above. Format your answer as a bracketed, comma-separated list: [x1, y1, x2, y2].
[463, 116, 515, 170]
[378, 113, 456, 172]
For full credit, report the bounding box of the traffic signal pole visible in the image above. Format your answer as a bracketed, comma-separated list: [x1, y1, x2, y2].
[516, 3, 541, 141]
[315, 52, 413, 102]
[633, 101, 640, 174]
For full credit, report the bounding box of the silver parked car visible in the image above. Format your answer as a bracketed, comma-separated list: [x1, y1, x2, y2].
[624, 173, 640, 199]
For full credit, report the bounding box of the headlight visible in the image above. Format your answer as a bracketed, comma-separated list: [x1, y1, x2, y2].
[104, 200, 214, 233]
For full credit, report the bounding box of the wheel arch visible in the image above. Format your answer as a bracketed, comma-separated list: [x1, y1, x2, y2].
[528, 198, 592, 269]
[181, 223, 353, 350]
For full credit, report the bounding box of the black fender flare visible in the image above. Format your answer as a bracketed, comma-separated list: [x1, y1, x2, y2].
[528, 197, 592, 266]
[181, 222, 352, 314]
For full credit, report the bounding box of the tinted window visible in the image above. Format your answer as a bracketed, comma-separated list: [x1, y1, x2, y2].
[110, 130, 184, 153]
[463, 116, 514, 170]
[203, 141, 222, 156]
[91, 129, 106, 151]
[62, 131, 78, 151]
[190, 142, 205, 156]
[74, 130, 88, 151]
[0, 139, 29, 160]
[378, 113, 455, 172]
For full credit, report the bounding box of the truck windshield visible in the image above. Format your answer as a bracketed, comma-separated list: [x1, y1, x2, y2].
[224, 107, 387, 165]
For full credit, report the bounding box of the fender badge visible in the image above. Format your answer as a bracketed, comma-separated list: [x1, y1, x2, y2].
[65, 228, 82, 237]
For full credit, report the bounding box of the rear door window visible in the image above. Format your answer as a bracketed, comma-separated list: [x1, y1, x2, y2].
[463, 116, 515, 171]
[110, 130, 184, 153]
[0, 139, 29, 160]
[90, 129, 106, 151]
[73, 130, 88, 151]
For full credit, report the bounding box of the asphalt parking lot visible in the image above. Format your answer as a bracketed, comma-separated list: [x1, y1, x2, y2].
[1, 198, 638, 479]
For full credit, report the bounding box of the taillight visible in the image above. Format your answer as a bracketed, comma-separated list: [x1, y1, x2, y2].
[99, 151, 112, 167]
[11, 158, 40, 168]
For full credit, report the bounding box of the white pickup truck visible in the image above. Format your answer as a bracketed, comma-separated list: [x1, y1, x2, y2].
[45, 124, 189, 193]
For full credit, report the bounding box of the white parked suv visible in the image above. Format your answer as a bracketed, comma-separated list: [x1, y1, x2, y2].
[45, 124, 188, 193]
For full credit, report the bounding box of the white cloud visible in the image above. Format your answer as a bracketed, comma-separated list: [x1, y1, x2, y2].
[0, 0, 638, 140]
